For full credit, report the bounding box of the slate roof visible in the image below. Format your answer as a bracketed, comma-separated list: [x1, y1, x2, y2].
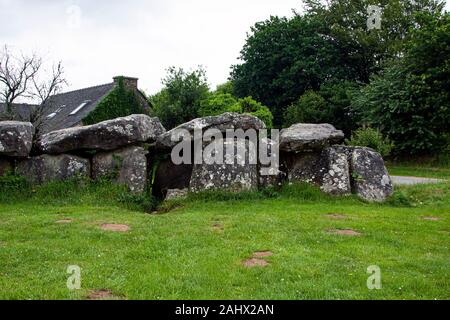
[0, 103, 37, 122]
[38, 82, 116, 134]
[1, 77, 151, 135]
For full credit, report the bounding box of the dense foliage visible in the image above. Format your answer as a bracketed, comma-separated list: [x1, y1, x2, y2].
[352, 13, 450, 155]
[83, 77, 147, 125]
[283, 91, 328, 127]
[199, 92, 273, 127]
[229, 97, 274, 128]
[229, 0, 448, 155]
[198, 92, 237, 117]
[346, 127, 395, 157]
[150, 67, 210, 129]
[231, 15, 355, 125]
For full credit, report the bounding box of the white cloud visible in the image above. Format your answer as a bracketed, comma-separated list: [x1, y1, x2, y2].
[1, 0, 449, 97]
[1, 0, 303, 96]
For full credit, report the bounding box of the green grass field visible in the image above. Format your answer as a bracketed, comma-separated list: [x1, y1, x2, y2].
[0, 174, 449, 300]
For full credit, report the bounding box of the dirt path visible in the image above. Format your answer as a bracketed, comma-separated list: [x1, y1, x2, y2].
[391, 176, 445, 186]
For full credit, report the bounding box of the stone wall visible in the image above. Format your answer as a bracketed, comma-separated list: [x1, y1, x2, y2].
[0, 112, 393, 202]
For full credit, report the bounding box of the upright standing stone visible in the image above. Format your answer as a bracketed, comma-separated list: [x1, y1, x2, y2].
[16, 154, 90, 184]
[350, 147, 393, 202]
[0, 121, 34, 157]
[190, 139, 259, 192]
[320, 146, 351, 196]
[92, 146, 148, 193]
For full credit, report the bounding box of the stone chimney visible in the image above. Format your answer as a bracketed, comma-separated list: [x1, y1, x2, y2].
[113, 76, 138, 90]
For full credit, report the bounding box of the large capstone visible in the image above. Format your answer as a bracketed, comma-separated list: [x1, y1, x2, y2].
[190, 138, 258, 192]
[16, 154, 90, 184]
[0, 121, 34, 157]
[92, 146, 148, 193]
[319, 146, 352, 196]
[157, 112, 266, 149]
[37, 114, 166, 154]
[280, 123, 344, 153]
[152, 159, 193, 199]
[349, 147, 393, 202]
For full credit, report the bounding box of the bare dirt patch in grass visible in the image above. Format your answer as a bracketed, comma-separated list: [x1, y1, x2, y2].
[422, 217, 442, 221]
[87, 289, 124, 300]
[100, 224, 130, 232]
[211, 222, 224, 232]
[242, 258, 269, 267]
[326, 229, 362, 236]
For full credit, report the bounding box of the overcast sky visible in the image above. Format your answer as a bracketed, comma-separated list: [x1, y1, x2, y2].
[0, 0, 304, 96]
[1, 0, 449, 97]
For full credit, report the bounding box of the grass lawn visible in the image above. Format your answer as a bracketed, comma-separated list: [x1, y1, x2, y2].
[0, 178, 449, 300]
[387, 162, 450, 180]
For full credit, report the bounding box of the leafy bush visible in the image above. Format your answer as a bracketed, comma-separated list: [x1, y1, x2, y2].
[150, 67, 210, 129]
[83, 77, 148, 125]
[283, 91, 327, 127]
[198, 93, 237, 117]
[215, 81, 235, 95]
[229, 96, 273, 128]
[199, 94, 274, 127]
[318, 81, 360, 135]
[345, 127, 394, 157]
[351, 13, 450, 155]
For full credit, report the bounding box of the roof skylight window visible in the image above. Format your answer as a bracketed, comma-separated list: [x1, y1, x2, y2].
[70, 100, 91, 115]
[46, 112, 57, 119]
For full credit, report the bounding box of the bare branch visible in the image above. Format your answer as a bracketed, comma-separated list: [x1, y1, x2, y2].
[0, 45, 67, 124]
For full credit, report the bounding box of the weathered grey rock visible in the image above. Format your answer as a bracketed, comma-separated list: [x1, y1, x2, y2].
[280, 123, 344, 153]
[0, 157, 13, 176]
[190, 139, 258, 192]
[157, 112, 266, 149]
[165, 189, 188, 200]
[350, 147, 393, 202]
[37, 114, 166, 154]
[92, 146, 148, 193]
[152, 159, 193, 199]
[259, 138, 284, 188]
[0, 121, 34, 157]
[320, 147, 351, 196]
[282, 152, 323, 184]
[16, 154, 90, 184]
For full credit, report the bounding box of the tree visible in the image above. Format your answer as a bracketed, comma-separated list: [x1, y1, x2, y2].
[351, 13, 449, 155]
[228, 96, 274, 128]
[318, 81, 360, 135]
[0, 46, 41, 114]
[303, 0, 445, 82]
[231, 15, 359, 126]
[199, 92, 237, 117]
[283, 91, 328, 127]
[150, 67, 210, 129]
[0, 45, 67, 124]
[215, 81, 235, 95]
[231, 1, 445, 127]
